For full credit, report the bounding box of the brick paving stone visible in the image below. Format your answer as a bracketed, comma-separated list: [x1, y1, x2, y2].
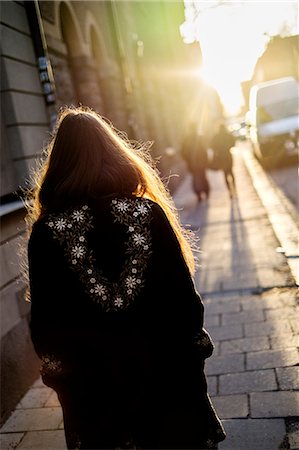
[257, 266, 293, 288]
[222, 309, 265, 325]
[219, 369, 277, 395]
[16, 387, 53, 409]
[203, 300, 241, 315]
[247, 348, 299, 370]
[31, 377, 44, 388]
[270, 334, 299, 350]
[208, 324, 244, 342]
[206, 353, 245, 376]
[287, 419, 299, 450]
[210, 394, 249, 419]
[289, 431, 299, 450]
[281, 295, 299, 307]
[241, 296, 284, 311]
[0, 433, 24, 450]
[204, 314, 220, 327]
[207, 376, 217, 396]
[222, 271, 259, 291]
[276, 367, 299, 390]
[203, 294, 237, 304]
[261, 288, 298, 306]
[250, 391, 299, 417]
[213, 341, 220, 356]
[17, 430, 67, 449]
[221, 336, 270, 355]
[290, 318, 299, 333]
[219, 418, 286, 450]
[44, 390, 60, 407]
[265, 306, 299, 320]
[239, 294, 261, 303]
[0, 408, 62, 433]
[244, 319, 292, 337]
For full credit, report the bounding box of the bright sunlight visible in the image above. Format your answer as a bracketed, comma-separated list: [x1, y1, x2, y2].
[180, 1, 298, 116]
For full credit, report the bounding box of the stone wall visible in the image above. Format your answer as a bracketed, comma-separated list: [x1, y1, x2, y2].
[1, 1, 50, 195]
[0, 1, 50, 423]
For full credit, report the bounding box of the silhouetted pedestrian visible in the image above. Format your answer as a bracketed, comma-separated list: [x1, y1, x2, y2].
[182, 123, 210, 202]
[26, 107, 226, 449]
[211, 123, 236, 198]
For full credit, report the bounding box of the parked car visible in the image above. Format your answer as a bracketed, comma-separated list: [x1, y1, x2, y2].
[248, 77, 299, 168]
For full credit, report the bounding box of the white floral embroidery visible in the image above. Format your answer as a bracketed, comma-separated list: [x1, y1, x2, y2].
[125, 276, 137, 289]
[94, 284, 106, 296]
[114, 297, 123, 307]
[115, 200, 129, 212]
[55, 218, 67, 231]
[72, 245, 85, 259]
[137, 204, 148, 215]
[46, 199, 152, 312]
[72, 210, 85, 222]
[133, 233, 146, 246]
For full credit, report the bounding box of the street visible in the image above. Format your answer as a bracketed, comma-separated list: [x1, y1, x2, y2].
[0, 144, 298, 450]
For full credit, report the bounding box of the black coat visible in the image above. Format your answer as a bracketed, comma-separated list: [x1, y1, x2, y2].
[28, 196, 225, 449]
[182, 133, 209, 173]
[211, 131, 235, 172]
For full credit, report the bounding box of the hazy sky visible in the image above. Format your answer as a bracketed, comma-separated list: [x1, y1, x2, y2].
[180, 1, 298, 115]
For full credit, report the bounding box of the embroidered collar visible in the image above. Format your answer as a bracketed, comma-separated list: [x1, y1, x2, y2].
[46, 198, 153, 312]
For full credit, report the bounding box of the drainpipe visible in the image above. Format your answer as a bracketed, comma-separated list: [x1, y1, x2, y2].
[110, 0, 136, 138]
[24, 1, 57, 128]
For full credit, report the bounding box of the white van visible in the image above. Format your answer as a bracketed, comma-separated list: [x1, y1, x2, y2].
[248, 76, 299, 167]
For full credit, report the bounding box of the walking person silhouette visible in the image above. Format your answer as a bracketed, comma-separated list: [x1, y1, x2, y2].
[181, 122, 210, 202]
[211, 123, 236, 198]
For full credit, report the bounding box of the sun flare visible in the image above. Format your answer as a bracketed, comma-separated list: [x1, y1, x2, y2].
[198, 64, 244, 116]
[182, 1, 298, 116]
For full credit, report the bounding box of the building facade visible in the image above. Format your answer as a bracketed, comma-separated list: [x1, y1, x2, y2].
[241, 34, 299, 112]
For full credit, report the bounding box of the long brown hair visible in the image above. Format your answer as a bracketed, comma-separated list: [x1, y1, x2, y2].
[25, 106, 195, 274]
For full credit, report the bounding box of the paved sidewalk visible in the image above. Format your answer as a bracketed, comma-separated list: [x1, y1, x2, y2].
[174, 146, 299, 450]
[1, 145, 298, 449]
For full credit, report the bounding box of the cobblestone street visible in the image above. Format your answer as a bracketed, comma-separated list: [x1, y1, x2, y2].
[1, 146, 298, 449]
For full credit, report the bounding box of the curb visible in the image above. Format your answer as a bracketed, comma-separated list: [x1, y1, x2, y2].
[242, 148, 298, 286]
